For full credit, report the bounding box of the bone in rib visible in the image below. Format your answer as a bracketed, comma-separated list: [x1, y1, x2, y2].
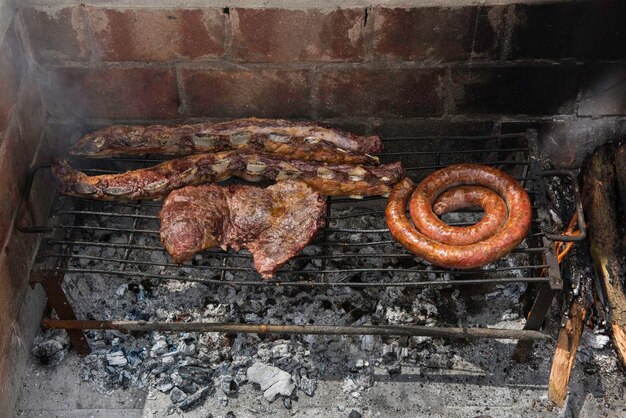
[70, 117, 382, 164]
[159, 181, 326, 278]
[51, 151, 403, 201]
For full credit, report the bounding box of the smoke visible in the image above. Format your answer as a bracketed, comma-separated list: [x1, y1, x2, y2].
[541, 118, 624, 169]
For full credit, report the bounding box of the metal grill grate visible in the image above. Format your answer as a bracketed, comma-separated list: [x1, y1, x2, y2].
[30, 132, 560, 288]
[26, 130, 571, 353]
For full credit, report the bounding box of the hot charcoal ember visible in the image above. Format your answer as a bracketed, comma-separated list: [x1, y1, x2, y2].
[159, 181, 326, 278]
[70, 118, 382, 164]
[51, 152, 403, 200]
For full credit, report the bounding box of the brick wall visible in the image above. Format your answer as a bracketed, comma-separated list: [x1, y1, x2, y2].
[0, 3, 49, 415]
[17, 1, 625, 167]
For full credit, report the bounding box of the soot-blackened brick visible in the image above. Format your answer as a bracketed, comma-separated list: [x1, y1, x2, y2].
[16, 71, 45, 158]
[578, 64, 626, 117]
[41, 67, 179, 119]
[510, 1, 626, 60]
[451, 66, 581, 116]
[318, 68, 445, 118]
[0, 20, 26, 136]
[231, 8, 365, 62]
[373, 6, 507, 62]
[87, 8, 225, 61]
[0, 43, 19, 136]
[182, 69, 312, 118]
[372, 119, 494, 138]
[0, 125, 30, 250]
[21, 7, 87, 62]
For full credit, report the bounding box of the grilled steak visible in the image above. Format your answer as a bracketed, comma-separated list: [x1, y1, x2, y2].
[70, 118, 382, 164]
[52, 151, 403, 201]
[159, 181, 326, 278]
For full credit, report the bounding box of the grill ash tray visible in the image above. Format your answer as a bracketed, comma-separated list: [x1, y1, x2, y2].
[26, 131, 573, 358]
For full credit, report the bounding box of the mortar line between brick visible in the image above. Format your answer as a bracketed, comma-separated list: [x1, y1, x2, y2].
[47, 114, 598, 128]
[500, 4, 517, 61]
[13, 11, 35, 68]
[442, 67, 455, 116]
[310, 66, 320, 120]
[364, 6, 374, 63]
[41, 59, 590, 71]
[222, 6, 233, 62]
[572, 71, 586, 118]
[20, 0, 553, 8]
[175, 65, 188, 116]
[78, 4, 100, 64]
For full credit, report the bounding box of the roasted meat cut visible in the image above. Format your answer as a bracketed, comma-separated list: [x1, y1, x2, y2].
[159, 181, 326, 278]
[52, 151, 403, 201]
[70, 118, 382, 164]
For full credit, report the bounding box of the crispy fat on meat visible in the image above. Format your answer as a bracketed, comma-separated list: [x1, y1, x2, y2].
[159, 181, 326, 278]
[70, 117, 382, 164]
[51, 151, 403, 201]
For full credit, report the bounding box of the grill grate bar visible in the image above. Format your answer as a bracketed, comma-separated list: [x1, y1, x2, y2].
[44, 253, 549, 273]
[56, 205, 541, 221]
[36, 132, 557, 289]
[55, 217, 545, 235]
[46, 237, 548, 251]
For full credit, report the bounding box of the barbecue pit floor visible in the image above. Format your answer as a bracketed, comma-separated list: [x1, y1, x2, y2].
[14, 333, 623, 417]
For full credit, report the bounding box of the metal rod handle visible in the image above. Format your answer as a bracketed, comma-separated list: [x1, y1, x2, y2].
[15, 164, 53, 233]
[41, 319, 552, 341]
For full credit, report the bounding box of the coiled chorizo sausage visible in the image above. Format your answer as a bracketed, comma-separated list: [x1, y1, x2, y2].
[386, 164, 532, 269]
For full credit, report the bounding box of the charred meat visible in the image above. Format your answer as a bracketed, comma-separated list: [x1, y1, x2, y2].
[159, 181, 326, 278]
[52, 151, 403, 201]
[70, 118, 382, 164]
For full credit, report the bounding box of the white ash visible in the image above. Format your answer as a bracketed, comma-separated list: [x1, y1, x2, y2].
[247, 362, 295, 401]
[31, 329, 70, 367]
[32, 201, 547, 412]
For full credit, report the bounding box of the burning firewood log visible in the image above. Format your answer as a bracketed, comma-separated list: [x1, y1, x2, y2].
[581, 142, 626, 365]
[549, 141, 625, 407]
[615, 142, 626, 228]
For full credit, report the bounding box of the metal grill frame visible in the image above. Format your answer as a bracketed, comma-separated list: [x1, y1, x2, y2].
[20, 129, 581, 360]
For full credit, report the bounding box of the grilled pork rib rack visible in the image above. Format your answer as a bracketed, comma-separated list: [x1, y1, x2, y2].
[52, 152, 403, 201]
[70, 118, 382, 164]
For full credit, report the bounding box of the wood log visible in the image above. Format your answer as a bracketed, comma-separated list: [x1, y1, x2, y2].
[614, 141, 626, 230]
[582, 143, 626, 366]
[548, 300, 587, 407]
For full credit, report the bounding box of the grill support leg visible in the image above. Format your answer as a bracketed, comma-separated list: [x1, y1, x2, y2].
[40, 275, 91, 356]
[513, 283, 554, 363]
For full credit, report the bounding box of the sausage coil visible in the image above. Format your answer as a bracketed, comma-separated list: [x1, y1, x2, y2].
[386, 164, 532, 269]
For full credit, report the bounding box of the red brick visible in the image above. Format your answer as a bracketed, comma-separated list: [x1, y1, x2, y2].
[232, 9, 365, 62]
[19, 132, 55, 228]
[317, 68, 445, 118]
[0, 227, 38, 341]
[87, 8, 225, 61]
[16, 71, 45, 158]
[0, 33, 22, 135]
[182, 69, 312, 118]
[21, 6, 87, 62]
[41, 67, 180, 119]
[0, 125, 30, 249]
[373, 6, 507, 62]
